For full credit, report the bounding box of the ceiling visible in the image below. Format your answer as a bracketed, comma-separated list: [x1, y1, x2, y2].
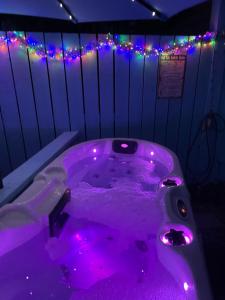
[0, 0, 208, 23]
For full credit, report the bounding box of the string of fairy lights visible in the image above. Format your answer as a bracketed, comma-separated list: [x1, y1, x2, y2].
[0, 31, 216, 63]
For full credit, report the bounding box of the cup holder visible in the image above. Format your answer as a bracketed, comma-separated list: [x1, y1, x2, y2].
[161, 177, 182, 188]
[163, 179, 177, 187]
[160, 225, 193, 247]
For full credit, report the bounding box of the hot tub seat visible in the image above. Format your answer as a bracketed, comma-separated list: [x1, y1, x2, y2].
[0, 177, 66, 256]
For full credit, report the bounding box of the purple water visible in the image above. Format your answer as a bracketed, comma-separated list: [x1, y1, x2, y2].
[0, 154, 188, 299]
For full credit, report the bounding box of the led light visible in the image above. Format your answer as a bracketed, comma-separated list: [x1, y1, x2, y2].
[93, 157, 97, 161]
[184, 282, 189, 291]
[75, 233, 82, 241]
[93, 148, 97, 153]
[121, 143, 128, 149]
[184, 236, 191, 244]
[59, 2, 63, 8]
[150, 151, 154, 156]
[161, 236, 169, 245]
[69, 15, 72, 20]
[152, 11, 156, 17]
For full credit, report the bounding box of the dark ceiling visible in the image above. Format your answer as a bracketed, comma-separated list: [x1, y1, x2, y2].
[0, 0, 212, 34]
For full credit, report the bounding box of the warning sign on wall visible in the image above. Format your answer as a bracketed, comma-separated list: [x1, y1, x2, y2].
[157, 55, 186, 99]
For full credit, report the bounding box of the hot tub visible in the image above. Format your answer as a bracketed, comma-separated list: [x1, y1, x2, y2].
[0, 139, 212, 300]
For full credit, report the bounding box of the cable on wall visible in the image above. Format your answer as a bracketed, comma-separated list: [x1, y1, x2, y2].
[185, 111, 225, 185]
[186, 32, 225, 185]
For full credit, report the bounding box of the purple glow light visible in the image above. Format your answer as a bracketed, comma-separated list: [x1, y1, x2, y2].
[74, 233, 82, 241]
[121, 143, 128, 149]
[184, 236, 191, 244]
[161, 236, 170, 245]
[150, 151, 154, 156]
[93, 148, 97, 153]
[93, 157, 97, 161]
[183, 282, 189, 291]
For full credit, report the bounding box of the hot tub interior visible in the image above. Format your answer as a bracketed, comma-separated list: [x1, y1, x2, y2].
[0, 139, 203, 300]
